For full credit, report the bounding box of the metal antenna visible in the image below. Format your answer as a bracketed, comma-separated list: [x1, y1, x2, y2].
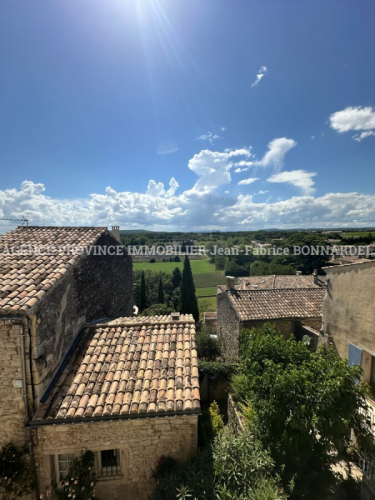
[0, 216, 29, 226]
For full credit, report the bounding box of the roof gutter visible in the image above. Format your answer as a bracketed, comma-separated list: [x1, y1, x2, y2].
[27, 408, 201, 428]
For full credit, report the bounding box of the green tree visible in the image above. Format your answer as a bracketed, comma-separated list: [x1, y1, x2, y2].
[171, 267, 182, 289]
[140, 303, 174, 317]
[180, 256, 199, 321]
[140, 271, 146, 312]
[232, 324, 375, 499]
[158, 276, 164, 304]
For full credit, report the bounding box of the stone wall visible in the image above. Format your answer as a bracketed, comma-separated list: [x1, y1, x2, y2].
[0, 320, 28, 447]
[34, 415, 198, 500]
[31, 231, 133, 402]
[241, 318, 322, 340]
[322, 261, 375, 362]
[217, 292, 240, 359]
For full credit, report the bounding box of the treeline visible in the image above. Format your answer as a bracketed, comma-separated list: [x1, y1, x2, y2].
[134, 257, 199, 321]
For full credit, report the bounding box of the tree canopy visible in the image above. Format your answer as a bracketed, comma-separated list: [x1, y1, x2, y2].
[180, 256, 199, 321]
[232, 324, 374, 499]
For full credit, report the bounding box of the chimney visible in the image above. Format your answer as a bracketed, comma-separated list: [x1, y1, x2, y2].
[171, 312, 180, 321]
[313, 269, 318, 284]
[296, 271, 302, 276]
[226, 276, 235, 290]
[111, 225, 120, 241]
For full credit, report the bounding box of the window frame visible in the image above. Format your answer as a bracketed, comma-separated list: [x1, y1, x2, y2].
[97, 448, 122, 478]
[54, 452, 77, 481]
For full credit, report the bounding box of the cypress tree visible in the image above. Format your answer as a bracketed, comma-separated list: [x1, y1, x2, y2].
[140, 271, 146, 312]
[172, 267, 182, 289]
[158, 276, 164, 304]
[180, 256, 199, 322]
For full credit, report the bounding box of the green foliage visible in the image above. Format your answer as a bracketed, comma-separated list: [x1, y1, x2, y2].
[209, 401, 224, 435]
[213, 428, 284, 500]
[149, 448, 215, 500]
[180, 256, 199, 322]
[42, 451, 96, 500]
[196, 327, 221, 360]
[158, 276, 164, 304]
[199, 401, 225, 446]
[250, 261, 296, 276]
[172, 267, 182, 289]
[141, 303, 174, 316]
[198, 360, 237, 379]
[134, 270, 177, 310]
[140, 270, 146, 312]
[0, 443, 34, 500]
[232, 324, 375, 499]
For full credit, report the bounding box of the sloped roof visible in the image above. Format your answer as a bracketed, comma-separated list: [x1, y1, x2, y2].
[35, 315, 200, 422]
[219, 274, 327, 292]
[227, 288, 325, 322]
[0, 226, 109, 315]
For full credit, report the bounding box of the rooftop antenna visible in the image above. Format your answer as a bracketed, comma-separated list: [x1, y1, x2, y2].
[0, 216, 29, 226]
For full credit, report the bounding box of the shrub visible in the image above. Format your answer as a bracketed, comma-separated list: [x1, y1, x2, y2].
[213, 427, 283, 499]
[42, 451, 96, 500]
[0, 443, 34, 500]
[141, 304, 174, 317]
[196, 327, 221, 360]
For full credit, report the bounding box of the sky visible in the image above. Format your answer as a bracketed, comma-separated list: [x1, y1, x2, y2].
[1, 0, 375, 232]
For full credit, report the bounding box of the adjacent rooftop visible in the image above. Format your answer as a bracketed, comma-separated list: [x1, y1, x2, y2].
[226, 288, 326, 322]
[0, 226, 109, 315]
[35, 315, 200, 422]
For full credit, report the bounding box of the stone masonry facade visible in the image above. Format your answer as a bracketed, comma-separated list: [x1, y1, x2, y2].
[34, 415, 198, 500]
[0, 320, 28, 448]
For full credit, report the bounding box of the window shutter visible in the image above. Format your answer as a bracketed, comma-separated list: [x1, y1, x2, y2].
[348, 343, 362, 367]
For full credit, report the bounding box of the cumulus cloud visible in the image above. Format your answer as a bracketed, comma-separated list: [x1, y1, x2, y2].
[330, 106, 375, 141]
[267, 170, 316, 195]
[251, 66, 267, 87]
[1, 180, 375, 232]
[257, 138, 297, 170]
[197, 132, 220, 145]
[238, 178, 259, 186]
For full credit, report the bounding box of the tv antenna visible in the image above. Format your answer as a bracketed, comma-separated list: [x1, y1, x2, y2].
[0, 216, 29, 226]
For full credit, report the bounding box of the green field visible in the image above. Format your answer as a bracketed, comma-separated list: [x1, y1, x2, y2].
[133, 259, 226, 292]
[198, 296, 217, 312]
[195, 287, 217, 297]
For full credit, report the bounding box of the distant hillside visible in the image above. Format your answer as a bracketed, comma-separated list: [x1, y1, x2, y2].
[119, 229, 153, 234]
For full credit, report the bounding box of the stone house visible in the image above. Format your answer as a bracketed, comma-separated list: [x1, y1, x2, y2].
[217, 283, 325, 358]
[321, 260, 375, 499]
[0, 226, 200, 499]
[33, 314, 200, 499]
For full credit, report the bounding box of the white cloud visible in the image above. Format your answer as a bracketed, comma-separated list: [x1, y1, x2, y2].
[234, 167, 249, 173]
[238, 178, 259, 186]
[220, 127, 226, 132]
[352, 131, 375, 142]
[2, 180, 375, 232]
[251, 66, 267, 87]
[197, 131, 220, 145]
[267, 170, 316, 195]
[330, 106, 375, 140]
[257, 138, 297, 169]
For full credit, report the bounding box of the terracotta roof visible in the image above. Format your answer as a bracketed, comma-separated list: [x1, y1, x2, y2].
[0, 226, 108, 315]
[35, 315, 200, 421]
[227, 288, 325, 322]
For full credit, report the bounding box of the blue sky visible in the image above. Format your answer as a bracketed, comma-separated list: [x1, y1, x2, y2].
[1, 0, 375, 231]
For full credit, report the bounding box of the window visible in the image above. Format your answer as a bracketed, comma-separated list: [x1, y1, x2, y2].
[55, 453, 76, 480]
[99, 449, 121, 477]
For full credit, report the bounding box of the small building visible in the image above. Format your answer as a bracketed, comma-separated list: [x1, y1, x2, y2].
[322, 260, 375, 499]
[217, 284, 325, 358]
[32, 314, 200, 499]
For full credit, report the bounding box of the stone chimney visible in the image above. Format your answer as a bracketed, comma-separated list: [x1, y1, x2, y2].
[312, 269, 318, 284]
[111, 225, 120, 241]
[171, 312, 180, 321]
[226, 276, 235, 290]
[296, 271, 302, 276]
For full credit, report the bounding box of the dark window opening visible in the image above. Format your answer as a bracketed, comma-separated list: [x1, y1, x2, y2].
[100, 449, 121, 476]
